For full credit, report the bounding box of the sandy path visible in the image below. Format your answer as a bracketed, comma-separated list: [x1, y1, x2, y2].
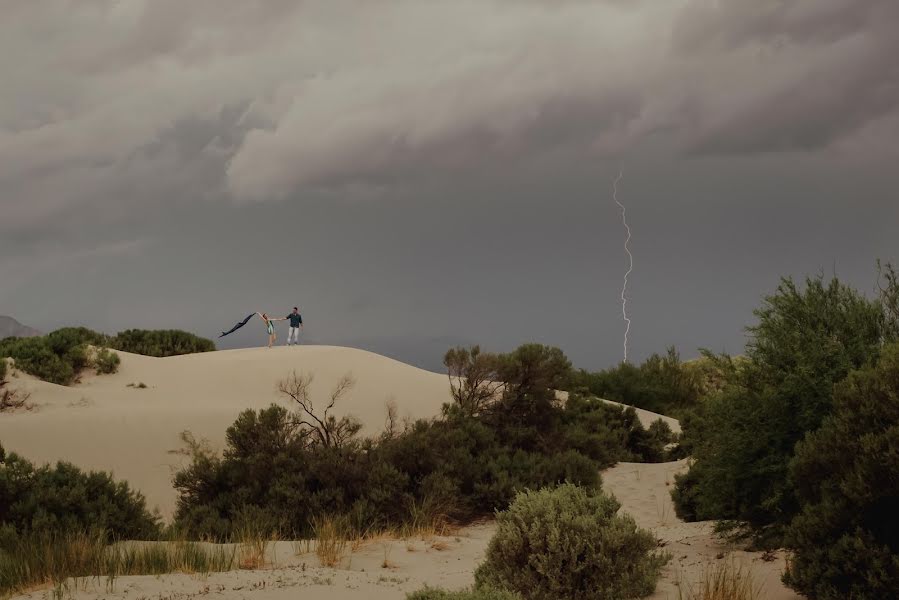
[602, 460, 802, 600]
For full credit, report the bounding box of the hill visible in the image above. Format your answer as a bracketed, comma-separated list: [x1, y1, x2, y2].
[0, 315, 41, 340]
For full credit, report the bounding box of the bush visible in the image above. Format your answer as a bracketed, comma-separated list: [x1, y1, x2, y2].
[571, 347, 703, 417]
[0, 327, 114, 385]
[0, 451, 160, 544]
[408, 587, 521, 600]
[782, 343, 899, 599]
[94, 348, 121, 374]
[111, 329, 215, 357]
[173, 344, 670, 539]
[0, 358, 7, 383]
[474, 484, 668, 600]
[673, 273, 896, 543]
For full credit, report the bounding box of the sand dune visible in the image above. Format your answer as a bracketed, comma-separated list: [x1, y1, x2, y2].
[2, 346, 799, 600]
[0, 346, 677, 518]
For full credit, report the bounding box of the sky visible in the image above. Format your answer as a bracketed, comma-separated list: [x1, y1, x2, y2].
[2, 0, 898, 372]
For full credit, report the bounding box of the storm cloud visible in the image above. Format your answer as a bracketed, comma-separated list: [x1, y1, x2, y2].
[2, 0, 897, 370]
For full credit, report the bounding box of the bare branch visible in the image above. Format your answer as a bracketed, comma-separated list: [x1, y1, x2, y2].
[277, 370, 360, 449]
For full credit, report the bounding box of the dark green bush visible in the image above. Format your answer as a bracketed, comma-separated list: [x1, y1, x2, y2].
[673, 273, 896, 543]
[0, 327, 214, 385]
[0, 336, 76, 385]
[407, 587, 521, 600]
[570, 347, 702, 417]
[474, 484, 668, 600]
[782, 343, 899, 599]
[0, 450, 160, 546]
[173, 344, 668, 539]
[0, 358, 6, 383]
[111, 329, 215, 357]
[0, 327, 113, 385]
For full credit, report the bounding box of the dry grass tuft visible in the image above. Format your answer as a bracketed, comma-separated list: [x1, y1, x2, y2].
[677, 557, 763, 600]
[312, 516, 348, 568]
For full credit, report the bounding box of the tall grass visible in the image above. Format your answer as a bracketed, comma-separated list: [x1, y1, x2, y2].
[677, 558, 762, 600]
[0, 531, 236, 598]
[311, 516, 348, 568]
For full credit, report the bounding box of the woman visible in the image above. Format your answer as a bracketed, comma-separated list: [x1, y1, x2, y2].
[257, 312, 284, 348]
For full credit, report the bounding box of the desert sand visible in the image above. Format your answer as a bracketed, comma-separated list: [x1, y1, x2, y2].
[0, 346, 677, 518]
[2, 346, 799, 599]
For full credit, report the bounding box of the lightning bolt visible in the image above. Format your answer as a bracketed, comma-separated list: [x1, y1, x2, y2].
[613, 170, 632, 363]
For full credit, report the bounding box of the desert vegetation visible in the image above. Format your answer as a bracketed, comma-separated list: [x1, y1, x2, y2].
[0, 327, 214, 386]
[3, 263, 898, 599]
[172, 344, 676, 541]
[669, 264, 899, 598]
[110, 329, 215, 357]
[570, 346, 705, 418]
[474, 484, 668, 600]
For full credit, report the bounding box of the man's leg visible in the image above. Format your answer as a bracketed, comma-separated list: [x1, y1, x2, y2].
[286, 327, 293, 345]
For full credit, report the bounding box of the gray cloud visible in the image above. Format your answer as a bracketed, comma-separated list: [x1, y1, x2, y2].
[2, 1, 898, 369]
[2, 0, 897, 215]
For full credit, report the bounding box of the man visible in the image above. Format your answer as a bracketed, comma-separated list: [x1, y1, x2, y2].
[286, 307, 303, 346]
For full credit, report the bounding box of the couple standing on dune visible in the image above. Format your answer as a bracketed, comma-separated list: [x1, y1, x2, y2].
[258, 307, 303, 348]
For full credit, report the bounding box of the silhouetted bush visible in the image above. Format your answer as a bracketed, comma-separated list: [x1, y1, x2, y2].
[782, 343, 899, 599]
[111, 329, 215, 357]
[0, 450, 160, 546]
[474, 484, 668, 600]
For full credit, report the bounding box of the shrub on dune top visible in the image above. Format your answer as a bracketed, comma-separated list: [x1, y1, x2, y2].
[474, 483, 669, 600]
[110, 329, 215, 357]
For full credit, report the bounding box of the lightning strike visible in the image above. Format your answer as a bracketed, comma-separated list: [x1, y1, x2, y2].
[613, 170, 633, 363]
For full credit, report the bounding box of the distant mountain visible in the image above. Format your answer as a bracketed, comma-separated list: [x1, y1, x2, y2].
[0, 316, 41, 340]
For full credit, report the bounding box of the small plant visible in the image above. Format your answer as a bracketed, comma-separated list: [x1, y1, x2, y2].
[312, 515, 347, 568]
[381, 543, 396, 569]
[676, 558, 762, 600]
[474, 484, 669, 600]
[94, 348, 120, 374]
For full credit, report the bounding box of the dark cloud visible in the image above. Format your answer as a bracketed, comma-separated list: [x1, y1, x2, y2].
[1, 1, 897, 369]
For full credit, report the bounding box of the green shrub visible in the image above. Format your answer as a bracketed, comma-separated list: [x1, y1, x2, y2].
[94, 348, 121, 374]
[571, 347, 703, 417]
[0, 327, 113, 385]
[474, 484, 668, 600]
[0, 336, 76, 385]
[0, 451, 160, 544]
[782, 343, 899, 599]
[0, 357, 7, 382]
[407, 587, 521, 600]
[673, 273, 896, 543]
[173, 344, 672, 540]
[111, 329, 215, 357]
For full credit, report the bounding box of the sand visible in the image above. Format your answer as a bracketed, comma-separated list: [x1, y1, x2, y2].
[0, 346, 677, 518]
[2, 346, 799, 599]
